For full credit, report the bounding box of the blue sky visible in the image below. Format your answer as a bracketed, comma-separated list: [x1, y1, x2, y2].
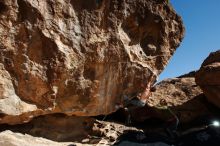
[159, 0, 220, 81]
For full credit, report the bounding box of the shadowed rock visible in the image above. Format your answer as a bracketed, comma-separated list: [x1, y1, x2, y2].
[196, 50, 220, 108]
[129, 73, 213, 124]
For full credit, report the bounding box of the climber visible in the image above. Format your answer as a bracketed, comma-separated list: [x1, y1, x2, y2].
[122, 75, 155, 125]
[137, 75, 155, 103]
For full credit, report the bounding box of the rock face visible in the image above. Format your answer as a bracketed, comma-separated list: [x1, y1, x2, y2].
[148, 75, 202, 108]
[0, 0, 184, 124]
[196, 50, 220, 108]
[130, 73, 212, 123]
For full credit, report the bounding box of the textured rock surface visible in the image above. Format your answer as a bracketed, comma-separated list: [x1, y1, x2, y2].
[0, 0, 184, 124]
[196, 50, 220, 108]
[148, 76, 211, 123]
[131, 74, 212, 123]
[148, 76, 202, 108]
[0, 130, 74, 146]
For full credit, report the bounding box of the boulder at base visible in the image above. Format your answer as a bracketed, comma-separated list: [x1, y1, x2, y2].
[196, 50, 220, 108]
[130, 72, 213, 123]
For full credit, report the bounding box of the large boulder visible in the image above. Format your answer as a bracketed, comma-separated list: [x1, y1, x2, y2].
[196, 50, 220, 108]
[0, 0, 184, 124]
